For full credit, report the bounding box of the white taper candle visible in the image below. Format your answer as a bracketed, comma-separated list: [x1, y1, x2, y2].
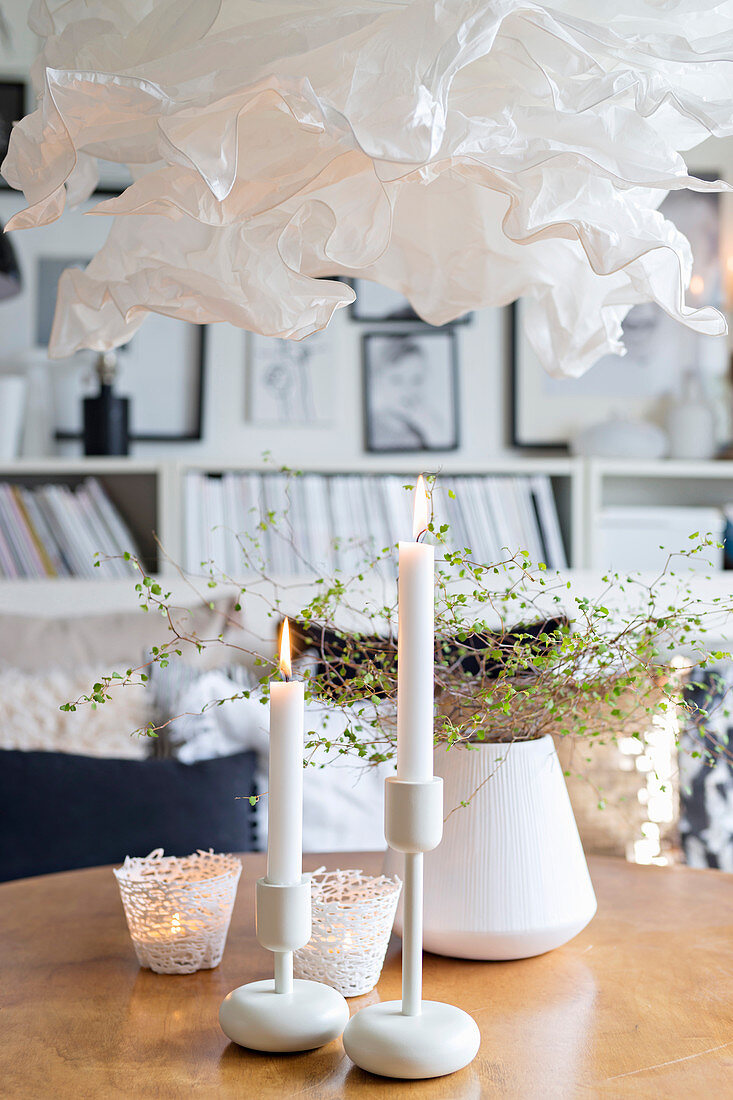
[397, 476, 435, 782]
[267, 619, 304, 886]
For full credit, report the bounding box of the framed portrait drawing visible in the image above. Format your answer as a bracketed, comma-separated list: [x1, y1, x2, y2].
[363, 329, 459, 452]
[246, 329, 335, 425]
[348, 278, 471, 326]
[0, 189, 206, 442]
[511, 184, 726, 449]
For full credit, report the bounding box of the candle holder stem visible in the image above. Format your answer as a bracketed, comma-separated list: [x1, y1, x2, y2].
[274, 950, 293, 995]
[343, 776, 480, 1079]
[402, 852, 423, 1016]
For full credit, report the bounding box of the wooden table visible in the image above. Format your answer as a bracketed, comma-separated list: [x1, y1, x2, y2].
[1, 853, 731, 1098]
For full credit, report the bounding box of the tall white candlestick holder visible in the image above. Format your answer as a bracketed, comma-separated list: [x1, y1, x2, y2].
[219, 874, 350, 1052]
[343, 775, 480, 1079]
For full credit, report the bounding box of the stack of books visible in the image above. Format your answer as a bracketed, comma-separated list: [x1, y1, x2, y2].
[184, 471, 567, 577]
[0, 477, 141, 578]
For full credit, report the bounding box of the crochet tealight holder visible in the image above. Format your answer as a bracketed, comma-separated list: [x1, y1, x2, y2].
[219, 873, 350, 1052]
[293, 868, 402, 997]
[114, 849, 241, 975]
[343, 777, 481, 1079]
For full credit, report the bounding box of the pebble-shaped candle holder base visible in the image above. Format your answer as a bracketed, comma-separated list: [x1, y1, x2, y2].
[220, 978, 350, 1052]
[343, 999, 481, 1079]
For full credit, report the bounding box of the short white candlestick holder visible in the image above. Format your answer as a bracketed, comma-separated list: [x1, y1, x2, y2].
[343, 776, 480, 1079]
[219, 874, 349, 1052]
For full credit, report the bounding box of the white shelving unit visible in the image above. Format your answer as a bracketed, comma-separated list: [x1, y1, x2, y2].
[584, 459, 733, 570]
[177, 455, 583, 575]
[5, 454, 733, 612]
[0, 456, 581, 610]
[0, 458, 175, 576]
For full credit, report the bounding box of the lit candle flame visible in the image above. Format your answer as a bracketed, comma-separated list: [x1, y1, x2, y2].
[279, 617, 292, 680]
[412, 475, 430, 542]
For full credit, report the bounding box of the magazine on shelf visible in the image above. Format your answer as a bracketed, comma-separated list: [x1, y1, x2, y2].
[0, 477, 142, 580]
[179, 470, 568, 579]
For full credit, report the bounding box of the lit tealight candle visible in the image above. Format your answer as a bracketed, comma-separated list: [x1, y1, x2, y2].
[141, 911, 187, 944]
[397, 476, 435, 783]
[115, 850, 242, 975]
[267, 618, 305, 885]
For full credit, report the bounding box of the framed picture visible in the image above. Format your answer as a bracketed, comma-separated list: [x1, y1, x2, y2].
[0, 189, 206, 442]
[54, 325, 206, 443]
[349, 278, 471, 325]
[0, 82, 26, 187]
[362, 329, 459, 452]
[511, 184, 726, 449]
[246, 329, 335, 425]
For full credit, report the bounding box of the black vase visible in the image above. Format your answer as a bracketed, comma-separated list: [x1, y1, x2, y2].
[83, 383, 130, 456]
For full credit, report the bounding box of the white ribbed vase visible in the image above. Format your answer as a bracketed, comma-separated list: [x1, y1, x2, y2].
[384, 735, 597, 960]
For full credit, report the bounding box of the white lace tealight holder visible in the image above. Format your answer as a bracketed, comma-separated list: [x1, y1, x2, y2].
[114, 849, 242, 975]
[293, 868, 402, 998]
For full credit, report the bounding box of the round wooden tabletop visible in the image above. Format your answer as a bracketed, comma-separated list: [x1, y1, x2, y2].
[1, 852, 731, 1098]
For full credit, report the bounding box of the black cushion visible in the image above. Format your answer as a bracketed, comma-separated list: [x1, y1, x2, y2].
[0, 749, 257, 882]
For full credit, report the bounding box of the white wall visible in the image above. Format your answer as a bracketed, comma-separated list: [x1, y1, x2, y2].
[0, 2, 38, 78]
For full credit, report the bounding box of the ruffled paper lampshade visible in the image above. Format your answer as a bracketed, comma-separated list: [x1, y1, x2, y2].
[3, 0, 732, 376]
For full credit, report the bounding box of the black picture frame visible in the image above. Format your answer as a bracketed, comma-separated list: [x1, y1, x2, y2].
[347, 278, 472, 326]
[55, 325, 208, 444]
[362, 328, 460, 453]
[0, 186, 207, 446]
[0, 81, 27, 188]
[508, 302, 567, 452]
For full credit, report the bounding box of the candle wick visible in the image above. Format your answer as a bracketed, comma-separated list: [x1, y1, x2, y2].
[416, 528, 428, 545]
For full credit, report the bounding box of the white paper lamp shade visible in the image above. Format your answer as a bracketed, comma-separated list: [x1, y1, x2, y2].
[3, 1, 731, 376]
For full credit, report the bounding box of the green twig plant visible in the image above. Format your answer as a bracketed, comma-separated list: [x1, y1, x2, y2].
[63, 474, 733, 809]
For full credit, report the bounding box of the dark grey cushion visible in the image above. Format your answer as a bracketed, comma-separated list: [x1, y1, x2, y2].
[0, 748, 257, 882]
